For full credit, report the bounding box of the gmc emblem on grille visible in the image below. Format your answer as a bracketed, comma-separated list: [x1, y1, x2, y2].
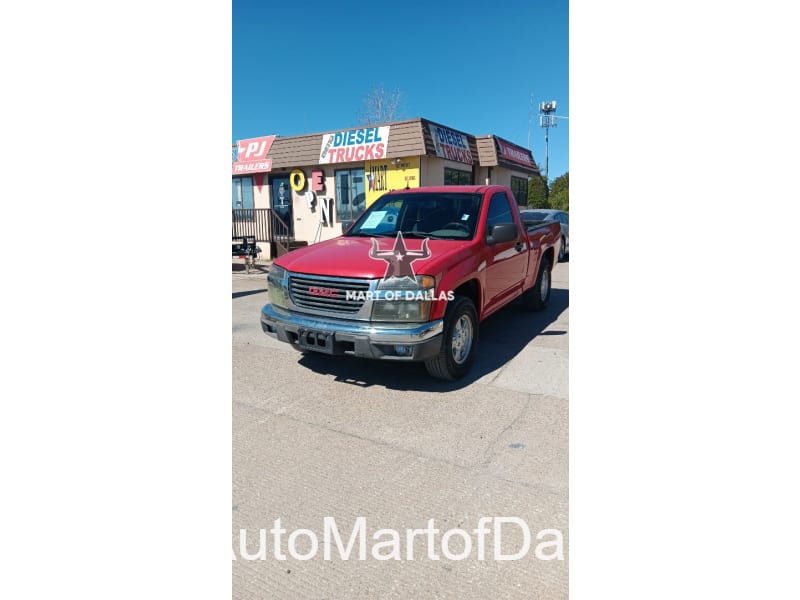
[308, 286, 338, 298]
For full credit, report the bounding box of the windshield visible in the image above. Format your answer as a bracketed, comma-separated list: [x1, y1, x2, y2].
[345, 192, 482, 240]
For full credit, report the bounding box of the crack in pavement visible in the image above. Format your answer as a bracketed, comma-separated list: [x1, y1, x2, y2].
[233, 398, 564, 497]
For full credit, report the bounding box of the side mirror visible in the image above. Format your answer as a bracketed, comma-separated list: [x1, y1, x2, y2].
[486, 223, 518, 245]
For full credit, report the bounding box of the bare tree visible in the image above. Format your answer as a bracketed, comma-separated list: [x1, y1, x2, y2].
[358, 83, 404, 125]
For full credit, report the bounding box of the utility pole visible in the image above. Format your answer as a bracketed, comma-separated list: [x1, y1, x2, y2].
[539, 100, 557, 179]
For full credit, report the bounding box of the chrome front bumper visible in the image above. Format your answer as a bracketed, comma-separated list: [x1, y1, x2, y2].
[260, 303, 444, 361]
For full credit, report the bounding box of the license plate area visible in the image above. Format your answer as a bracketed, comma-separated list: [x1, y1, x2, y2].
[296, 328, 334, 354]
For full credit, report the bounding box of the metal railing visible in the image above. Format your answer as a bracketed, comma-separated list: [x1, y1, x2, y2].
[232, 208, 269, 241]
[232, 208, 293, 257]
[269, 211, 291, 257]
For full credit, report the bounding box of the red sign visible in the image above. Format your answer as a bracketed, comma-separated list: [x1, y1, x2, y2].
[233, 135, 276, 174]
[233, 160, 272, 174]
[497, 139, 534, 167]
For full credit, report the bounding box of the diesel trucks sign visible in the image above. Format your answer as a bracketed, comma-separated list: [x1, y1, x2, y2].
[429, 124, 473, 165]
[319, 126, 390, 164]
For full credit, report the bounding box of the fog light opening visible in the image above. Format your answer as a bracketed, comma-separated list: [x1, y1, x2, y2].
[394, 345, 413, 357]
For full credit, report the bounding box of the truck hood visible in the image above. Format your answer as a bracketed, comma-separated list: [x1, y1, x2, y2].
[273, 235, 476, 280]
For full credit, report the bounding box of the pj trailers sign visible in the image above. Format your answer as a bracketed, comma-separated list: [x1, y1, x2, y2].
[232, 136, 276, 175]
[319, 127, 390, 164]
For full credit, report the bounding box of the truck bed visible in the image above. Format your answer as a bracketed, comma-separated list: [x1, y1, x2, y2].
[522, 218, 558, 232]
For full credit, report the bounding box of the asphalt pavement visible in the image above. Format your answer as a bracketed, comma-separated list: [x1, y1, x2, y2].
[232, 259, 569, 599]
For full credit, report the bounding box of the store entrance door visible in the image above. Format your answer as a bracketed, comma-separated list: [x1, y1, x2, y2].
[270, 176, 294, 238]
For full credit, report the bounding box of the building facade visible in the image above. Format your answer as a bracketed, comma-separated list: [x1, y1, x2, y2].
[232, 117, 539, 257]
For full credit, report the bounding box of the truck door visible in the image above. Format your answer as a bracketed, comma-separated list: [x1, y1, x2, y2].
[482, 191, 527, 315]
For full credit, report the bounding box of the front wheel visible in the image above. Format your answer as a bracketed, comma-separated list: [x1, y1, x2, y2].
[425, 296, 478, 381]
[522, 257, 552, 311]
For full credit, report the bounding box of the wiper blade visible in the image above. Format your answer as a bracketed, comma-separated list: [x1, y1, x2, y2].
[347, 232, 394, 238]
[402, 231, 450, 240]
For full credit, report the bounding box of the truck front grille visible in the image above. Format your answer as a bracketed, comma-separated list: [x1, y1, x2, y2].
[288, 275, 371, 313]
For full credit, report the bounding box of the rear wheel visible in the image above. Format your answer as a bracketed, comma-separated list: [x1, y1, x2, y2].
[558, 236, 567, 262]
[522, 257, 552, 311]
[425, 296, 478, 381]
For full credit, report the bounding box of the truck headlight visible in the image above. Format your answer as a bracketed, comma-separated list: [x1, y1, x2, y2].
[267, 265, 290, 308]
[371, 299, 432, 322]
[376, 275, 435, 291]
[372, 275, 435, 322]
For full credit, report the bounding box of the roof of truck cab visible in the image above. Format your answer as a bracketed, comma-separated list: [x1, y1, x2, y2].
[386, 185, 503, 194]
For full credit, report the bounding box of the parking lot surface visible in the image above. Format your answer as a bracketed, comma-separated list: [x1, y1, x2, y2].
[232, 261, 569, 599]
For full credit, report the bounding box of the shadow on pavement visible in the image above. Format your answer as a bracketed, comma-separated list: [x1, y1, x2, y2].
[296, 287, 569, 392]
[232, 262, 271, 274]
[233, 288, 268, 300]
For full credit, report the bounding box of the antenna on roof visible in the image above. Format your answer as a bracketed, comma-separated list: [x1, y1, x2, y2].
[527, 93, 533, 150]
[539, 100, 558, 178]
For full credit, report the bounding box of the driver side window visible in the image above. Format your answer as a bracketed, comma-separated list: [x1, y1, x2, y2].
[486, 192, 514, 231]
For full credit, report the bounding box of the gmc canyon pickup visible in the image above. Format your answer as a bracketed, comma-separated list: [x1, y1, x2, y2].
[261, 185, 561, 380]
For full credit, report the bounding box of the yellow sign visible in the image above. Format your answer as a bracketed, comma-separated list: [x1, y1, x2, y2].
[364, 157, 420, 207]
[289, 169, 306, 192]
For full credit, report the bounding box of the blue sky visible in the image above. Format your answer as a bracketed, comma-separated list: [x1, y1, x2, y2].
[233, 0, 569, 182]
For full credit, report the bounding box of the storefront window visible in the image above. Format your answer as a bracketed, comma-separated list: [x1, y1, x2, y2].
[444, 167, 471, 185]
[232, 177, 254, 211]
[335, 168, 366, 229]
[232, 176, 254, 221]
[510, 176, 529, 206]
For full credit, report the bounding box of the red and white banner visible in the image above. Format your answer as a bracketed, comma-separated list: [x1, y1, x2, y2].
[232, 135, 276, 174]
[319, 127, 390, 164]
[496, 139, 534, 167]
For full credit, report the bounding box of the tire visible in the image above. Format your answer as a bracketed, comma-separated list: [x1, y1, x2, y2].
[558, 236, 566, 262]
[522, 257, 552, 311]
[425, 295, 478, 381]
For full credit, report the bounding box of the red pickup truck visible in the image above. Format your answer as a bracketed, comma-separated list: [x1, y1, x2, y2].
[261, 185, 561, 380]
